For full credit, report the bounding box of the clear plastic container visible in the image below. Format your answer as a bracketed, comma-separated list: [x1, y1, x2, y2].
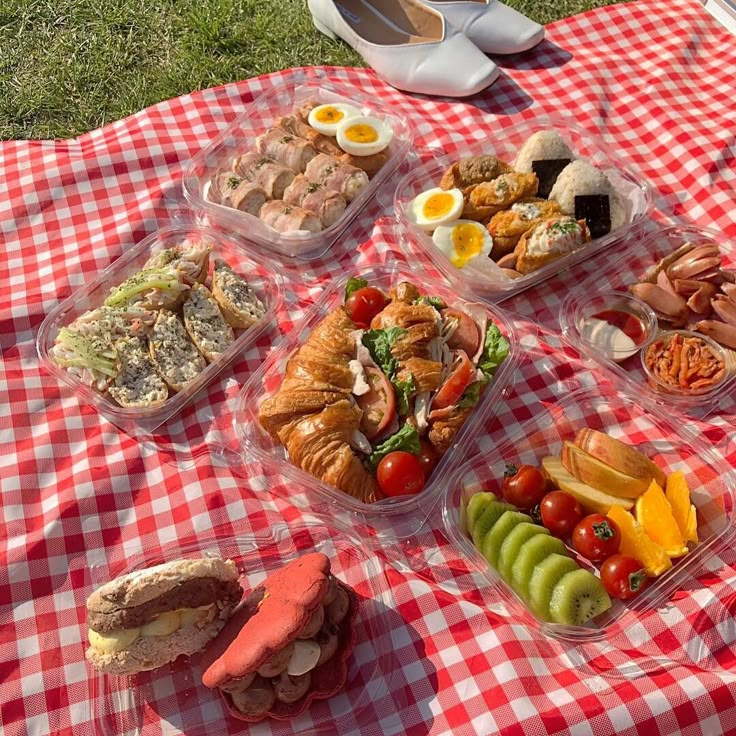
[36, 224, 284, 435]
[77, 519, 402, 736]
[393, 116, 654, 302]
[231, 265, 519, 541]
[441, 384, 736, 643]
[560, 223, 736, 415]
[182, 80, 413, 261]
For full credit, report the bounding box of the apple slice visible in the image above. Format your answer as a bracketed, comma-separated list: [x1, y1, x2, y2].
[561, 441, 649, 499]
[574, 429, 666, 488]
[541, 457, 634, 515]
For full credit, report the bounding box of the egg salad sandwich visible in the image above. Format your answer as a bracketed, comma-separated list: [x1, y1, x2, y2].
[86, 558, 243, 676]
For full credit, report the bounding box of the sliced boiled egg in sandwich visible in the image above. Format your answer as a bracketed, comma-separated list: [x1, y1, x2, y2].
[336, 115, 393, 156]
[432, 220, 493, 268]
[407, 187, 464, 232]
[308, 103, 362, 136]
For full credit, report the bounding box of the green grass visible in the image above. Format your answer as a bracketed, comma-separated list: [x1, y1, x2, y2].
[0, 0, 620, 140]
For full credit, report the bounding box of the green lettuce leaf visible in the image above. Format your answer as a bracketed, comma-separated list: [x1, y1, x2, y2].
[392, 373, 416, 416]
[415, 295, 446, 309]
[361, 327, 406, 380]
[478, 323, 509, 381]
[368, 422, 420, 471]
[458, 381, 484, 409]
[344, 277, 368, 301]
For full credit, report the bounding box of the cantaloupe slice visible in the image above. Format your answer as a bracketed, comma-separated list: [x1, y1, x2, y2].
[607, 504, 672, 576]
[635, 481, 689, 558]
[665, 471, 698, 544]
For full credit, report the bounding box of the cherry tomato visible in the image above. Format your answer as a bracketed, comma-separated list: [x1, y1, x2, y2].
[572, 514, 621, 563]
[502, 464, 547, 510]
[540, 491, 584, 537]
[355, 366, 396, 440]
[416, 441, 438, 477]
[433, 350, 474, 410]
[377, 451, 425, 497]
[600, 555, 649, 600]
[345, 287, 387, 328]
[442, 308, 481, 356]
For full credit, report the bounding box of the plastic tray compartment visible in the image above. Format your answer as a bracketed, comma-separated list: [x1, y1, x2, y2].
[37, 224, 283, 435]
[85, 520, 398, 736]
[182, 80, 414, 261]
[442, 385, 736, 643]
[233, 266, 519, 539]
[560, 224, 736, 415]
[393, 116, 653, 302]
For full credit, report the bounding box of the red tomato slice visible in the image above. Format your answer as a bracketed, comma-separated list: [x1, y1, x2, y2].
[433, 350, 474, 410]
[355, 366, 396, 440]
[442, 309, 481, 357]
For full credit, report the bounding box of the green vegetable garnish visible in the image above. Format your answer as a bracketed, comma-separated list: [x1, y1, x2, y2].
[458, 381, 484, 409]
[361, 327, 406, 380]
[368, 422, 420, 471]
[392, 373, 416, 416]
[415, 295, 446, 309]
[53, 327, 117, 377]
[345, 277, 368, 301]
[478, 323, 510, 381]
[104, 268, 181, 308]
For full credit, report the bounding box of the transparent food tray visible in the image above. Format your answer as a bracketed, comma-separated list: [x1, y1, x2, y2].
[36, 224, 283, 435]
[232, 265, 519, 541]
[441, 384, 736, 643]
[560, 224, 736, 415]
[182, 80, 413, 261]
[393, 116, 654, 302]
[81, 520, 399, 736]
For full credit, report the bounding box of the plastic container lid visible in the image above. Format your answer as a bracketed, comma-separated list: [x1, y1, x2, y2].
[393, 116, 654, 302]
[230, 264, 519, 542]
[560, 223, 736, 416]
[36, 223, 284, 435]
[77, 519, 403, 736]
[182, 80, 414, 261]
[441, 384, 736, 643]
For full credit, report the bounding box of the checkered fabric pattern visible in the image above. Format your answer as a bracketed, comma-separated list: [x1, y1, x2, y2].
[2, 0, 736, 734]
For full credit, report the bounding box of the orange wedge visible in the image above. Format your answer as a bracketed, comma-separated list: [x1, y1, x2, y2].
[635, 480, 689, 558]
[665, 471, 698, 544]
[607, 504, 672, 576]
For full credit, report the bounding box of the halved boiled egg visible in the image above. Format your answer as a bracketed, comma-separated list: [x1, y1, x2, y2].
[407, 187, 464, 232]
[308, 103, 361, 136]
[432, 220, 493, 268]
[336, 116, 393, 157]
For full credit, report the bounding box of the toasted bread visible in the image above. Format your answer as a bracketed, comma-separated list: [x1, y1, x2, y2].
[107, 336, 168, 408]
[212, 259, 266, 329]
[183, 283, 235, 363]
[149, 309, 207, 392]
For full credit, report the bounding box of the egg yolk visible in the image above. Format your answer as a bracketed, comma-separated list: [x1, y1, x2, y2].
[315, 106, 344, 124]
[450, 223, 485, 268]
[422, 192, 456, 219]
[344, 124, 379, 144]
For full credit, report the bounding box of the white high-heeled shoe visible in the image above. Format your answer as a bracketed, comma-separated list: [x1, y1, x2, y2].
[307, 0, 500, 97]
[418, 0, 544, 54]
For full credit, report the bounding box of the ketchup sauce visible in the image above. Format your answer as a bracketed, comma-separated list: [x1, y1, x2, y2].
[592, 309, 647, 345]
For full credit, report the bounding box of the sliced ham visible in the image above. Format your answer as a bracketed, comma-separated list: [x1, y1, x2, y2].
[232, 152, 295, 200]
[458, 302, 489, 364]
[259, 200, 322, 234]
[304, 153, 369, 202]
[256, 128, 318, 173]
[428, 405, 456, 422]
[208, 172, 267, 216]
[283, 175, 347, 228]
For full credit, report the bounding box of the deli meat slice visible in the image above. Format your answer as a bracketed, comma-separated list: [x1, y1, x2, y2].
[304, 154, 369, 202]
[259, 200, 322, 234]
[283, 175, 347, 228]
[232, 153, 295, 200]
[256, 128, 318, 173]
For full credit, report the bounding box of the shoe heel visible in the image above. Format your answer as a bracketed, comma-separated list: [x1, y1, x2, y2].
[311, 14, 339, 40]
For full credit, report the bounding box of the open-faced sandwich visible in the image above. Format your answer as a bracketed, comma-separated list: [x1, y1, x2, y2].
[85, 557, 243, 676]
[50, 241, 266, 408]
[201, 553, 357, 722]
[258, 278, 509, 503]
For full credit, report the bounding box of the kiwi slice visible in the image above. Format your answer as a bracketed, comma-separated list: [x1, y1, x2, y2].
[528, 553, 579, 621]
[549, 569, 612, 626]
[497, 523, 550, 583]
[471, 500, 515, 550]
[465, 492, 497, 536]
[510, 535, 569, 601]
[480, 510, 531, 569]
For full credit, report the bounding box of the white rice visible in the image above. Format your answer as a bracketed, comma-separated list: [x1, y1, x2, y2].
[548, 159, 627, 231]
[513, 131, 575, 173]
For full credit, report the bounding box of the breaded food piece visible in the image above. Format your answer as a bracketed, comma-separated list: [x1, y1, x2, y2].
[212, 259, 266, 329]
[440, 155, 512, 191]
[487, 198, 563, 258]
[149, 310, 207, 392]
[183, 283, 235, 362]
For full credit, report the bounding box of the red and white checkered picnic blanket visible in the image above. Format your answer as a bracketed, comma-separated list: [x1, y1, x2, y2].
[2, 0, 736, 734]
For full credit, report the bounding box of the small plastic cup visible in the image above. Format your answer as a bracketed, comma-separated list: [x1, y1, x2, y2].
[572, 290, 657, 363]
